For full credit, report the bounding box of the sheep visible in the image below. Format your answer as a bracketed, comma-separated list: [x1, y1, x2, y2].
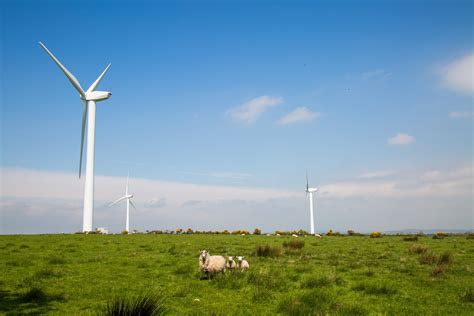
[236, 256, 249, 272]
[314, 233, 322, 238]
[226, 256, 237, 270]
[291, 234, 299, 238]
[199, 250, 226, 279]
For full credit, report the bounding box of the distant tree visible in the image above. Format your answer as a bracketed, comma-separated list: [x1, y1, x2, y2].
[253, 228, 262, 235]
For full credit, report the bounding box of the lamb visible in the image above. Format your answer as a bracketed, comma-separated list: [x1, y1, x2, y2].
[236, 256, 249, 272]
[199, 250, 226, 278]
[314, 233, 322, 238]
[226, 256, 237, 270]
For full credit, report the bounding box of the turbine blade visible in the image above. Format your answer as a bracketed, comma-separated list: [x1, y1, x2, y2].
[129, 199, 137, 211]
[109, 196, 127, 207]
[79, 101, 87, 178]
[87, 63, 111, 93]
[306, 171, 309, 191]
[39, 42, 86, 97]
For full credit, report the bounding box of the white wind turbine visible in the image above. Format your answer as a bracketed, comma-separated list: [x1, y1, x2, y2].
[109, 174, 136, 233]
[39, 42, 112, 232]
[305, 172, 318, 235]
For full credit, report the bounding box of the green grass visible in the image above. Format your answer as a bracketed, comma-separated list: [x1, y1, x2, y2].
[0, 234, 473, 314]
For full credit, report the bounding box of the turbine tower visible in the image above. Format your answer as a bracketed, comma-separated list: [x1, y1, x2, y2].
[109, 174, 136, 232]
[305, 172, 318, 235]
[39, 42, 112, 232]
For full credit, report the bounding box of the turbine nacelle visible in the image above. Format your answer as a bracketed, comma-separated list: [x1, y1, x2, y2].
[306, 187, 318, 193]
[84, 91, 112, 102]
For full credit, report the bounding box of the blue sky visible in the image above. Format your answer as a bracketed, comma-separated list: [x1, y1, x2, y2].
[1, 1, 472, 233]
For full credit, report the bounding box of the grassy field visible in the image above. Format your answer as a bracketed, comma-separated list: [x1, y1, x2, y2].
[1, 233, 473, 315]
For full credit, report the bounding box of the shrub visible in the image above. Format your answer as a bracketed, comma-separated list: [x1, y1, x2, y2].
[186, 228, 193, 234]
[104, 293, 167, 316]
[21, 287, 46, 303]
[437, 251, 452, 265]
[432, 234, 443, 240]
[253, 228, 262, 235]
[409, 244, 428, 254]
[121, 230, 129, 235]
[326, 229, 334, 236]
[431, 264, 445, 276]
[419, 251, 438, 265]
[436, 232, 449, 237]
[255, 244, 282, 257]
[403, 236, 418, 241]
[297, 229, 309, 236]
[283, 240, 305, 250]
[466, 233, 474, 240]
[370, 232, 382, 238]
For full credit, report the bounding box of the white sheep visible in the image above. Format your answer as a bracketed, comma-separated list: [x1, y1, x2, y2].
[199, 250, 226, 278]
[291, 234, 299, 238]
[315, 233, 322, 238]
[236, 256, 249, 272]
[226, 256, 237, 270]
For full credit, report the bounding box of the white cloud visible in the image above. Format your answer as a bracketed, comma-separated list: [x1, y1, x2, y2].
[361, 69, 392, 80]
[321, 165, 472, 199]
[449, 111, 472, 119]
[388, 133, 415, 146]
[145, 197, 166, 208]
[0, 168, 295, 207]
[439, 53, 474, 93]
[278, 107, 320, 125]
[182, 170, 253, 180]
[358, 170, 396, 179]
[227, 95, 283, 124]
[1, 165, 471, 233]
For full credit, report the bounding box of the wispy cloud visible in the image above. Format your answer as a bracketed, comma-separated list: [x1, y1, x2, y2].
[227, 95, 283, 124]
[1, 165, 471, 233]
[439, 53, 474, 93]
[181, 170, 253, 180]
[145, 197, 166, 208]
[321, 164, 472, 198]
[388, 133, 415, 146]
[449, 111, 472, 119]
[278, 107, 320, 125]
[360, 69, 392, 80]
[358, 170, 396, 179]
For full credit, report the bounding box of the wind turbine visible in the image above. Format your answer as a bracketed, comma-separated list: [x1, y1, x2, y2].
[109, 174, 136, 233]
[39, 42, 112, 232]
[305, 172, 318, 235]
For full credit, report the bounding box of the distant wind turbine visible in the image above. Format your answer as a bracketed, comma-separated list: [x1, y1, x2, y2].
[305, 172, 318, 235]
[39, 42, 112, 232]
[109, 174, 136, 232]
